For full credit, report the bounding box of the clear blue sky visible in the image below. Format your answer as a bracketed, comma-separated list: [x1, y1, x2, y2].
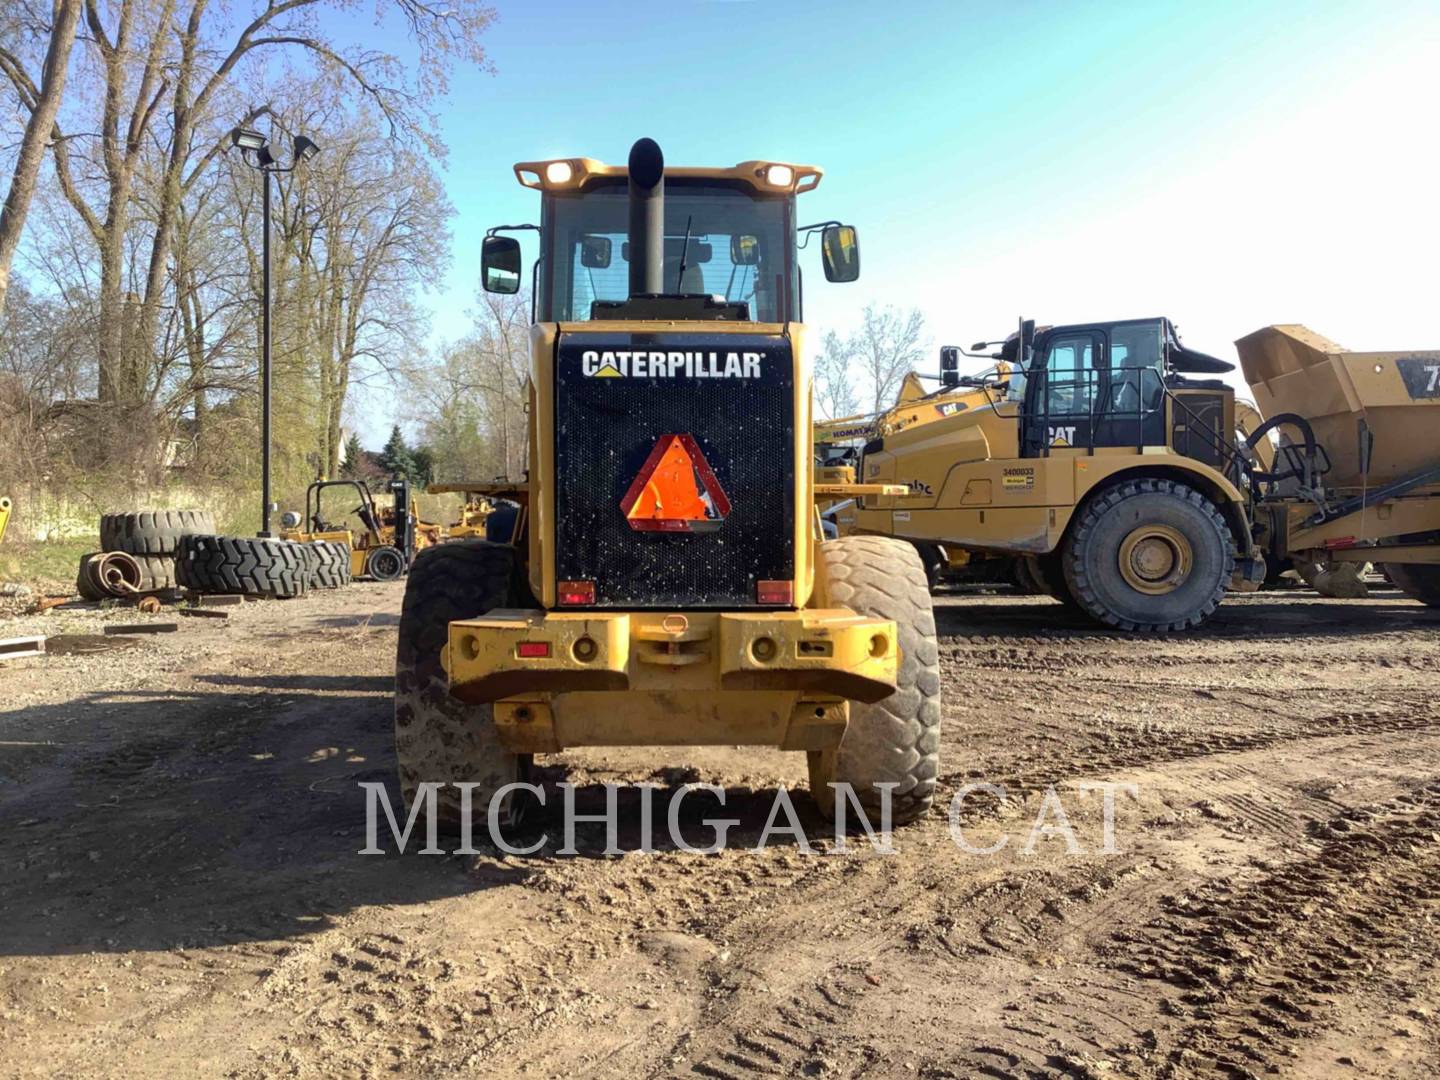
[352, 0, 1440, 433]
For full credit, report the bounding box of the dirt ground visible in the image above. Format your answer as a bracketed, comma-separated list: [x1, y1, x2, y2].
[1, 581, 1438, 1078]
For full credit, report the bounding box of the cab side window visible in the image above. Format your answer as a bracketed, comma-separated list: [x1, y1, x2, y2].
[1043, 335, 1096, 416]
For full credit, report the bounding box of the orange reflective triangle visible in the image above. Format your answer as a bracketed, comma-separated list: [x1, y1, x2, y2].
[620, 434, 730, 533]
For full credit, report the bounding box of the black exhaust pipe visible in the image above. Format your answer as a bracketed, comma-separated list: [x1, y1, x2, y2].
[628, 138, 664, 296]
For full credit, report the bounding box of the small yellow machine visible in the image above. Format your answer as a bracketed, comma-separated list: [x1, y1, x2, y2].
[395, 139, 938, 828]
[281, 477, 436, 580]
[854, 318, 1440, 630]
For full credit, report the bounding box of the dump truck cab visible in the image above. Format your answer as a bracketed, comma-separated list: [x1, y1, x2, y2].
[394, 140, 942, 830]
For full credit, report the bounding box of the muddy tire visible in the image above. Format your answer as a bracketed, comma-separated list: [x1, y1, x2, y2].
[310, 541, 352, 588]
[395, 540, 529, 828]
[100, 510, 215, 556]
[1380, 562, 1440, 607]
[1062, 479, 1233, 632]
[174, 535, 311, 598]
[814, 535, 941, 825]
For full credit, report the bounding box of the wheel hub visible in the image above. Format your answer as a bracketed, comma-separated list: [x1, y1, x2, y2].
[1118, 525, 1192, 595]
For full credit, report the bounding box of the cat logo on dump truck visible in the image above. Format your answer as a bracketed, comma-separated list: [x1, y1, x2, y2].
[582, 349, 764, 379]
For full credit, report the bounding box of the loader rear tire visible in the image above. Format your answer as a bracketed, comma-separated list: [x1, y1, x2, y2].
[813, 536, 941, 825]
[100, 510, 215, 556]
[1380, 562, 1440, 608]
[174, 535, 311, 598]
[394, 540, 529, 829]
[1062, 479, 1233, 632]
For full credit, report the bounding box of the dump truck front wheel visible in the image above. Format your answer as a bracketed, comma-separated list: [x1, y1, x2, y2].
[1062, 479, 1233, 632]
[395, 540, 529, 828]
[813, 536, 942, 824]
[1380, 562, 1440, 607]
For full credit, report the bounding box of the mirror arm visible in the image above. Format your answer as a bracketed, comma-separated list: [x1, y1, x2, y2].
[486, 224, 540, 237]
[796, 220, 842, 250]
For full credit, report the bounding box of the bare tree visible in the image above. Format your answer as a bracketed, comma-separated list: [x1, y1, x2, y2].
[855, 305, 927, 413]
[0, 0, 82, 314]
[814, 329, 861, 420]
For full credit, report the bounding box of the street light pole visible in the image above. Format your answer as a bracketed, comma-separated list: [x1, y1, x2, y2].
[260, 165, 273, 536]
[229, 126, 320, 538]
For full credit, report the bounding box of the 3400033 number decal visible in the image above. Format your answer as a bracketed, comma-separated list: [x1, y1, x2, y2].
[1395, 357, 1440, 399]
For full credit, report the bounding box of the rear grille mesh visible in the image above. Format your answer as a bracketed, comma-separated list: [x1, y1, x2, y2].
[553, 331, 795, 608]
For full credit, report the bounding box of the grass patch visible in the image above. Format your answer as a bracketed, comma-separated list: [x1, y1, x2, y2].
[0, 537, 97, 591]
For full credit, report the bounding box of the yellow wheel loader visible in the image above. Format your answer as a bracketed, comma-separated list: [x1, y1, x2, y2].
[395, 139, 940, 828]
[854, 318, 1440, 631]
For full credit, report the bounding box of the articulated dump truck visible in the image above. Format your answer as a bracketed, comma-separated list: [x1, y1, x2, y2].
[395, 139, 941, 828]
[853, 317, 1440, 631]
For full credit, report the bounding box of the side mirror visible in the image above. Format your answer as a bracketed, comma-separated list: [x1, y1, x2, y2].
[970, 341, 988, 352]
[940, 346, 960, 388]
[581, 234, 611, 269]
[481, 235, 522, 294]
[820, 224, 860, 283]
[730, 234, 760, 266]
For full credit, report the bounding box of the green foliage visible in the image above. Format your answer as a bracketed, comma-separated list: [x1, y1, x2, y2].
[340, 433, 366, 478]
[376, 424, 415, 481]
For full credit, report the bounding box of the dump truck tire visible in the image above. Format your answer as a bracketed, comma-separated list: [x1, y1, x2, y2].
[814, 535, 941, 825]
[100, 510, 215, 556]
[394, 540, 528, 829]
[174, 535, 311, 598]
[1062, 478, 1233, 632]
[310, 541, 352, 588]
[1380, 563, 1440, 607]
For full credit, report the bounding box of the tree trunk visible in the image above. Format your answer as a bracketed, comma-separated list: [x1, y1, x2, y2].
[0, 0, 82, 315]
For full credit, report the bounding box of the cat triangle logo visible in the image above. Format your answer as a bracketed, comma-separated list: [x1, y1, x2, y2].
[594, 357, 621, 377]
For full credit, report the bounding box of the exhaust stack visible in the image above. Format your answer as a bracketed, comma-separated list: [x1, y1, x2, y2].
[628, 138, 664, 296]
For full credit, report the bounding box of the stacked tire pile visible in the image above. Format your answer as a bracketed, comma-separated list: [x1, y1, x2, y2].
[175, 535, 351, 599]
[78, 510, 216, 600]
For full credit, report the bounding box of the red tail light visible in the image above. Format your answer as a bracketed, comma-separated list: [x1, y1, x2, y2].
[757, 579, 793, 605]
[558, 580, 596, 605]
[516, 641, 551, 658]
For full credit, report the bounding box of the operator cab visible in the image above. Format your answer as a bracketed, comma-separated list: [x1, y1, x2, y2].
[478, 151, 859, 324]
[1004, 317, 1235, 466]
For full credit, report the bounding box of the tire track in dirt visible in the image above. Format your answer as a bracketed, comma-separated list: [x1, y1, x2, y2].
[1109, 784, 1440, 1078]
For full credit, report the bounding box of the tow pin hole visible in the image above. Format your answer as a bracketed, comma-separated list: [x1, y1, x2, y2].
[868, 634, 889, 659]
[462, 635, 481, 660]
[573, 636, 598, 662]
[514, 706, 533, 722]
[813, 706, 826, 718]
[751, 636, 777, 663]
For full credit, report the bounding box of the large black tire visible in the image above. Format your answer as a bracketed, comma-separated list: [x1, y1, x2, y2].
[395, 540, 529, 828]
[912, 541, 946, 591]
[1062, 479, 1233, 632]
[366, 545, 406, 582]
[100, 510, 215, 556]
[133, 554, 177, 593]
[814, 535, 942, 825]
[310, 541, 352, 588]
[1381, 563, 1440, 607]
[174, 535, 311, 598]
[76, 552, 105, 600]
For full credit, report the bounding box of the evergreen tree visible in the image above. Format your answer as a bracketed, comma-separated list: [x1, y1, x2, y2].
[410, 445, 436, 487]
[340, 432, 365, 478]
[376, 424, 415, 480]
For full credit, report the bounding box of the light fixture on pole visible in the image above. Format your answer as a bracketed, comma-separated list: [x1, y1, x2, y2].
[229, 124, 321, 538]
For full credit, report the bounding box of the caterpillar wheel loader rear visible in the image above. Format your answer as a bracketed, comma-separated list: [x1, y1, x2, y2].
[854, 317, 1440, 631]
[395, 139, 940, 828]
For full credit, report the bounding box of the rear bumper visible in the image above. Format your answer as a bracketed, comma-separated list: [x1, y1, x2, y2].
[443, 608, 899, 752]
